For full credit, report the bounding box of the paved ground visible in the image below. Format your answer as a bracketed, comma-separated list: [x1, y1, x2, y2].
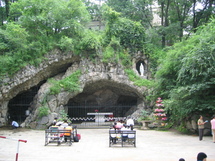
[0, 128, 215, 161]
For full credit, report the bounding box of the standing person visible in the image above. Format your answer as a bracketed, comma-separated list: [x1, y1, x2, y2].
[126, 116, 134, 127]
[197, 152, 207, 161]
[210, 115, 215, 143]
[197, 115, 207, 141]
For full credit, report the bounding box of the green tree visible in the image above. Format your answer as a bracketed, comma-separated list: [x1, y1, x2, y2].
[155, 18, 215, 124]
[192, 0, 215, 32]
[9, 0, 90, 40]
[102, 5, 145, 53]
[156, 0, 215, 47]
[106, 0, 153, 28]
[0, 0, 91, 80]
[0, 22, 29, 77]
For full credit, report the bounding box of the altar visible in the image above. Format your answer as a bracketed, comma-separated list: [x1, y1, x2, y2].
[87, 112, 113, 123]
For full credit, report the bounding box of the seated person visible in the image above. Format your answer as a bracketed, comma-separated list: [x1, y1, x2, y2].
[52, 117, 58, 125]
[11, 121, 19, 129]
[121, 124, 128, 142]
[128, 125, 136, 139]
[64, 124, 73, 143]
[56, 121, 63, 126]
[114, 120, 123, 129]
[60, 120, 69, 128]
[110, 126, 117, 144]
[49, 124, 59, 131]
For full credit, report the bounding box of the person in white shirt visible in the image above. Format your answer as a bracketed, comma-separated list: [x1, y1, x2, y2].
[12, 121, 19, 129]
[60, 120, 68, 128]
[121, 124, 129, 142]
[128, 125, 136, 139]
[126, 117, 134, 127]
[110, 126, 117, 144]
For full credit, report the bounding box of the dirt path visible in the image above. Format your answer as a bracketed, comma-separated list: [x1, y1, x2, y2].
[0, 128, 215, 161]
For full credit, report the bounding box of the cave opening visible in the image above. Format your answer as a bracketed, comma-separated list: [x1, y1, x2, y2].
[66, 88, 138, 123]
[8, 82, 44, 124]
[7, 62, 74, 125]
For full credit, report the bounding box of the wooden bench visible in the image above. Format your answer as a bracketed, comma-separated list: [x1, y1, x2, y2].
[109, 129, 136, 147]
[45, 127, 77, 146]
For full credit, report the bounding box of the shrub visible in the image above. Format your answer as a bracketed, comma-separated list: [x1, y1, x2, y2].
[38, 106, 49, 118]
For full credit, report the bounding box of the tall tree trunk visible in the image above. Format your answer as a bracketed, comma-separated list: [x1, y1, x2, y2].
[161, 1, 165, 47]
[5, 0, 9, 18]
[160, 0, 170, 47]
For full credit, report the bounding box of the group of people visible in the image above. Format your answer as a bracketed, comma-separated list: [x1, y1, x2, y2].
[197, 115, 215, 142]
[179, 152, 207, 161]
[110, 117, 135, 144]
[49, 118, 79, 142]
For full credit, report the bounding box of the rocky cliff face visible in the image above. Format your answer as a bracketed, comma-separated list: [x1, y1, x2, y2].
[0, 50, 150, 129]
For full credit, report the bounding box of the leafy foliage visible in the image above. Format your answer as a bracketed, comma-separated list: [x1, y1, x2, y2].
[102, 5, 145, 53]
[106, 0, 153, 28]
[0, 0, 90, 80]
[75, 29, 103, 55]
[156, 18, 215, 124]
[10, 0, 90, 38]
[125, 69, 154, 87]
[38, 106, 49, 118]
[58, 109, 71, 122]
[49, 70, 82, 95]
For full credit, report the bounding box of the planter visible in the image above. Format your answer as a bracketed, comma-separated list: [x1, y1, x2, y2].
[140, 120, 152, 130]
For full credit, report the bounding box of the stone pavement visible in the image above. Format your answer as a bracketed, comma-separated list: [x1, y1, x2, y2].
[0, 128, 215, 161]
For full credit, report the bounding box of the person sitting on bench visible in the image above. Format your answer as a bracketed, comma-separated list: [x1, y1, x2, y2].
[128, 125, 136, 139]
[110, 125, 117, 144]
[121, 124, 129, 142]
[64, 123, 72, 143]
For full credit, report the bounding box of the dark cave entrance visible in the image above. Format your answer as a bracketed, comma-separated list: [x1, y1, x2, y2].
[8, 82, 44, 124]
[7, 62, 73, 125]
[66, 88, 138, 124]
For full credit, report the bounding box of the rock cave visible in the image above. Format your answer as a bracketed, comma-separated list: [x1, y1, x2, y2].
[0, 53, 149, 129]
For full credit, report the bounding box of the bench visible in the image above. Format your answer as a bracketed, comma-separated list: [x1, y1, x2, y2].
[45, 127, 77, 146]
[109, 129, 136, 147]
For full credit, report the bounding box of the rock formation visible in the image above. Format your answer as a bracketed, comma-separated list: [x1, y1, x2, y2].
[0, 50, 151, 129]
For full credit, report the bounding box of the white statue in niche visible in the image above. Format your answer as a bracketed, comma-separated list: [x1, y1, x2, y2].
[140, 63, 144, 76]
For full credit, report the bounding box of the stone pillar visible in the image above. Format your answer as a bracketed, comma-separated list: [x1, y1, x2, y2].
[0, 101, 9, 126]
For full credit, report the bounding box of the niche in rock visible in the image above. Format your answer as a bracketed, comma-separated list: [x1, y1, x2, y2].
[8, 81, 45, 124]
[66, 89, 137, 122]
[136, 60, 145, 76]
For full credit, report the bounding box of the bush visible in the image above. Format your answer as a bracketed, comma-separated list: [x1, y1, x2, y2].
[38, 106, 49, 118]
[49, 70, 81, 95]
[125, 69, 154, 87]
